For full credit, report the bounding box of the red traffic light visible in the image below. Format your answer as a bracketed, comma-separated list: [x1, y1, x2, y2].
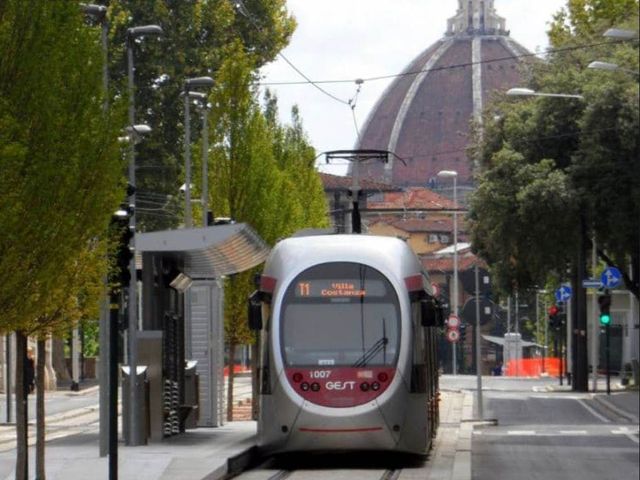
[548, 305, 559, 316]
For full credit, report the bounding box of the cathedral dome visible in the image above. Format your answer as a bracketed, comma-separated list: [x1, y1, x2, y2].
[357, 0, 531, 189]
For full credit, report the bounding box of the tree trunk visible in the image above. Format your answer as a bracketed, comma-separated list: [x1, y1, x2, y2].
[36, 338, 46, 479]
[226, 342, 236, 421]
[15, 331, 28, 480]
[51, 337, 70, 382]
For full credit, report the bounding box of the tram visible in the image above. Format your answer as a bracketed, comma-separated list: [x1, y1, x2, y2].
[248, 234, 442, 456]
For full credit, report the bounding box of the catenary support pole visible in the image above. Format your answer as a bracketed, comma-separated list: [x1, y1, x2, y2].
[474, 263, 483, 419]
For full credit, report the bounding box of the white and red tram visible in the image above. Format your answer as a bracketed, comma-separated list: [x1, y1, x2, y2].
[248, 234, 442, 456]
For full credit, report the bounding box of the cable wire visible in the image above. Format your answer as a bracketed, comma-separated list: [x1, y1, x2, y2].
[233, 0, 350, 105]
[259, 38, 637, 87]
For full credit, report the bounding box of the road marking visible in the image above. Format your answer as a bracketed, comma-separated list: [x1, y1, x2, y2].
[559, 430, 588, 435]
[507, 430, 536, 436]
[578, 399, 611, 423]
[612, 426, 640, 444]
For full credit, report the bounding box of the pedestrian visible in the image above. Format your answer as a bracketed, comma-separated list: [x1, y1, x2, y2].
[25, 347, 36, 395]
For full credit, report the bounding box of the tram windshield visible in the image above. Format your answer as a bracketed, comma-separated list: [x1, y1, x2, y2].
[280, 262, 400, 367]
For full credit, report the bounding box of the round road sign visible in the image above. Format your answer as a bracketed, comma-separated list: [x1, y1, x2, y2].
[447, 315, 460, 328]
[447, 329, 460, 343]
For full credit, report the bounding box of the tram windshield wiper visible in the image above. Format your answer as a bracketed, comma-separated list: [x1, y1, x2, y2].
[352, 336, 388, 368]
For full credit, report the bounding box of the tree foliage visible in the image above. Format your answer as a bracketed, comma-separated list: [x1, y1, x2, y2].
[468, 0, 639, 297]
[207, 43, 329, 347]
[0, 2, 125, 477]
[0, 0, 124, 335]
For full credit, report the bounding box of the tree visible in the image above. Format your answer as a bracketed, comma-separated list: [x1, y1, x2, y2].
[469, 0, 639, 298]
[207, 43, 328, 418]
[0, 2, 124, 477]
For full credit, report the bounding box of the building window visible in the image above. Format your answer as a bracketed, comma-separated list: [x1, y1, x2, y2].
[439, 234, 450, 244]
[427, 234, 439, 243]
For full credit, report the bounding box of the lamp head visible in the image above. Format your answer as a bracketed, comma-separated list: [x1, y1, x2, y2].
[128, 25, 163, 38]
[185, 76, 215, 89]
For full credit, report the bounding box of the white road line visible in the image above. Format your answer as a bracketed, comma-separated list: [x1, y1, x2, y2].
[612, 426, 640, 444]
[578, 399, 611, 423]
[559, 430, 588, 435]
[507, 430, 536, 435]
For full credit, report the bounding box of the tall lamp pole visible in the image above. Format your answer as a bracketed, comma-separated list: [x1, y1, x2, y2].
[438, 169, 459, 375]
[126, 24, 162, 447]
[588, 27, 640, 378]
[183, 76, 214, 228]
[187, 91, 213, 226]
[81, 2, 111, 460]
[507, 86, 588, 391]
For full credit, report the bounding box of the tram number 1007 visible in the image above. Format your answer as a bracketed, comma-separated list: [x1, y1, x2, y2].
[309, 370, 332, 379]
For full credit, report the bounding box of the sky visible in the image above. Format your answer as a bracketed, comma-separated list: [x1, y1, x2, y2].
[259, 0, 567, 175]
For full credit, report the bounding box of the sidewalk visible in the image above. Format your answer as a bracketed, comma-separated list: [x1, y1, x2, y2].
[0, 388, 470, 480]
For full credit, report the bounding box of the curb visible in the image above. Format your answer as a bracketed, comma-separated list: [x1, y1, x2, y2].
[220, 445, 260, 479]
[451, 391, 474, 480]
[592, 395, 639, 423]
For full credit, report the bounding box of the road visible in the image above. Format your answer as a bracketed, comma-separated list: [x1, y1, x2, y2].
[456, 377, 639, 480]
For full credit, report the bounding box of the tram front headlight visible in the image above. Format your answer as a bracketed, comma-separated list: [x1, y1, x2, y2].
[360, 382, 370, 392]
[300, 382, 310, 391]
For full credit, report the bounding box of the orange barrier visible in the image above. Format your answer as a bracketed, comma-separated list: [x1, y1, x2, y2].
[503, 357, 565, 377]
[223, 365, 251, 376]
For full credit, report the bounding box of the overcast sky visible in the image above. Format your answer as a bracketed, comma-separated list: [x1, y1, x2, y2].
[259, 0, 567, 175]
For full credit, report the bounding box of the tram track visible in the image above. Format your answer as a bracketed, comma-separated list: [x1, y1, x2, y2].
[232, 467, 402, 480]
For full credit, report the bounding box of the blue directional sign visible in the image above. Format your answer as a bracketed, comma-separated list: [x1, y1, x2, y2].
[555, 285, 572, 303]
[601, 267, 622, 289]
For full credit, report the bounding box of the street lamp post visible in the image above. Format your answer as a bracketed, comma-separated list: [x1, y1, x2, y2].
[588, 27, 640, 382]
[81, 3, 115, 463]
[506, 86, 589, 391]
[126, 24, 162, 447]
[438, 169, 459, 375]
[81, 4, 108, 111]
[183, 76, 214, 228]
[187, 92, 212, 226]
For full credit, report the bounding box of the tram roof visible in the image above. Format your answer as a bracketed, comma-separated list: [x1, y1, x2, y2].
[266, 234, 424, 280]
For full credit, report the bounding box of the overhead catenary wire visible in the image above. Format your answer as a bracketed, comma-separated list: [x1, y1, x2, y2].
[233, 0, 350, 106]
[258, 38, 638, 87]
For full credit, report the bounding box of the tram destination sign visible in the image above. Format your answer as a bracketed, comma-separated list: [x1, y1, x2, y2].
[295, 279, 386, 298]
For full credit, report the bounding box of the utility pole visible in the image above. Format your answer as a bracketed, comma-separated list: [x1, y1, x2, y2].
[474, 263, 484, 419]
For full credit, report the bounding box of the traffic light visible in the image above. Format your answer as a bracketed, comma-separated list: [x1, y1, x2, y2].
[548, 305, 560, 329]
[459, 323, 467, 343]
[109, 213, 134, 289]
[598, 293, 612, 326]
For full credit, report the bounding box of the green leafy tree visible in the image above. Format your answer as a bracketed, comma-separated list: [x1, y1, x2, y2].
[469, 0, 639, 300]
[0, 2, 124, 477]
[208, 43, 328, 418]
